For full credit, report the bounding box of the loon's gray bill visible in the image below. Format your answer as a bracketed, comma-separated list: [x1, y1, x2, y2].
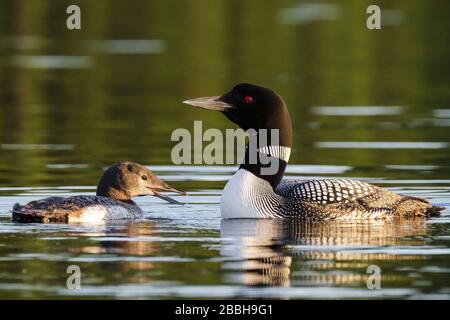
[183, 96, 232, 111]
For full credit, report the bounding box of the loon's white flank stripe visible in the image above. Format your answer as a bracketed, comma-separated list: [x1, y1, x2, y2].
[258, 146, 291, 162]
[68, 204, 143, 223]
[68, 206, 107, 223]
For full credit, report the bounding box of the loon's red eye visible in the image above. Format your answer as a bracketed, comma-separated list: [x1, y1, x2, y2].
[244, 96, 253, 104]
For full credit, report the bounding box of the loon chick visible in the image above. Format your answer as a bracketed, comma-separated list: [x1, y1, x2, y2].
[12, 162, 185, 223]
[184, 83, 444, 220]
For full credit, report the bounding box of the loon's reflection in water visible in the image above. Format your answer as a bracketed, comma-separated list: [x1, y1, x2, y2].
[220, 218, 428, 288]
[67, 220, 160, 283]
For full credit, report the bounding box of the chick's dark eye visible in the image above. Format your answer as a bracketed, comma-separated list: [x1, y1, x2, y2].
[244, 96, 253, 104]
[127, 165, 133, 172]
[141, 175, 148, 181]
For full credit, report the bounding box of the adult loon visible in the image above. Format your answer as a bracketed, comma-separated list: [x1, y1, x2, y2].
[12, 162, 185, 223]
[184, 83, 444, 220]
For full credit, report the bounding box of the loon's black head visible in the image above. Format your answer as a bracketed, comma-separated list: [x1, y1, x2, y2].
[183, 83, 292, 147]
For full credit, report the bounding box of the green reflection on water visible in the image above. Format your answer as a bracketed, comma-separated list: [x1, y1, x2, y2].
[0, 0, 449, 187]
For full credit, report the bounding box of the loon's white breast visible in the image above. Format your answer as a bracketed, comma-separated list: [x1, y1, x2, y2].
[221, 169, 284, 219]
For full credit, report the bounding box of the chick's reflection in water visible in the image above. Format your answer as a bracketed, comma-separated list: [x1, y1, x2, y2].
[70, 220, 160, 284]
[220, 218, 428, 288]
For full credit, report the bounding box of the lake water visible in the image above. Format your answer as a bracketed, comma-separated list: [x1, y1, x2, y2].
[0, 0, 449, 299]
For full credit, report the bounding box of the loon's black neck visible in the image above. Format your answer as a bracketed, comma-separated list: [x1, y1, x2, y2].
[239, 149, 288, 189]
[239, 112, 292, 189]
